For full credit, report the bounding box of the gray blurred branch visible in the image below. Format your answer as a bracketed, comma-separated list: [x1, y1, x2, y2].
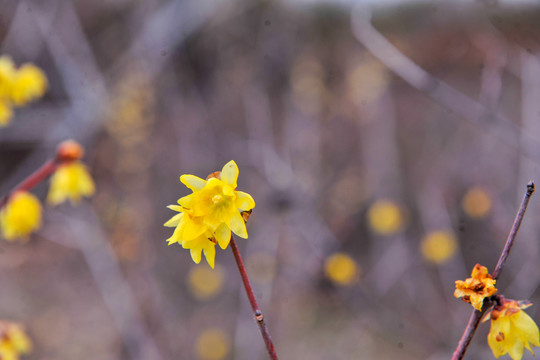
[351, 7, 540, 161]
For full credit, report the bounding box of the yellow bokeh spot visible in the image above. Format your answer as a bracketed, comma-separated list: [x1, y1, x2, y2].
[462, 187, 492, 219]
[195, 328, 229, 360]
[324, 253, 360, 286]
[187, 265, 224, 300]
[0, 191, 42, 241]
[421, 230, 458, 264]
[367, 199, 404, 236]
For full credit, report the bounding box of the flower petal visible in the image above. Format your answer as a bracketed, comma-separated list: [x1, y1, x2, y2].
[183, 218, 206, 240]
[228, 211, 248, 239]
[167, 204, 184, 212]
[221, 161, 238, 188]
[235, 191, 255, 211]
[180, 175, 207, 192]
[188, 244, 203, 264]
[164, 213, 184, 227]
[214, 223, 231, 249]
[203, 242, 216, 269]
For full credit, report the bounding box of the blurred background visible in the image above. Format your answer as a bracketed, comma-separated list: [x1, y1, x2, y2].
[1, 0, 540, 359]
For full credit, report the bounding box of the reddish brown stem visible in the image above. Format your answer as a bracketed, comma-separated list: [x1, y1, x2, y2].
[229, 235, 278, 360]
[452, 181, 535, 360]
[0, 159, 58, 208]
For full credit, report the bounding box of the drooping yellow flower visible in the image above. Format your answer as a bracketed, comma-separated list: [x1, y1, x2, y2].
[0, 321, 32, 360]
[0, 191, 42, 241]
[47, 162, 95, 206]
[484, 298, 540, 360]
[367, 199, 404, 235]
[455, 264, 497, 311]
[164, 161, 255, 267]
[324, 252, 360, 286]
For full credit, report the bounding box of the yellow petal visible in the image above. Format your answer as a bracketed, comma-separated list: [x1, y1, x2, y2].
[180, 175, 207, 192]
[190, 244, 203, 264]
[0, 100, 13, 126]
[214, 223, 231, 249]
[488, 316, 511, 358]
[203, 242, 216, 269]
[164, 213, 184, 227]
[220, 161, 238, 188]
[228, 211, 247, 239]
[167, 205, 184, 212]
[235, 191, 255, 211]
[183, 217, 207, 241]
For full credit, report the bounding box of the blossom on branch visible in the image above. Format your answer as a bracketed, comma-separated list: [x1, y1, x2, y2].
[484, 298, 540, 360]
[47, 140, 95, 206]
[0, 55, 47, 126]
[164, 160, 255, 268]
[0, 191, 42, 241]
[454, 264, 497, 311]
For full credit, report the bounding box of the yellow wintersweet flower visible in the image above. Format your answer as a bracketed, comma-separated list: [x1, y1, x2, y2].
[0, 55, 47, 126]
[0, 321, 32, 360]
[455, 264, 497, 311]
[0, 191, 42, 241]
[484, 298, 540, 360]
[47, 162, 95, 205]
[164, 161, 255, 267]
[9, 63, 47, 106]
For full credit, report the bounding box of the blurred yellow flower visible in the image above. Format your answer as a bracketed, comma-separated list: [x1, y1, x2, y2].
[9, 64, 47, 106]
[0, 55, 47, 126]
[164, 161, 255, 267]
[485, 298, 540, 360]
[462, 187, 492, 219]
[420, 230, 458, 264]
[324, 252, 360, 286]
[367, 199, 404, 235]
[0, 191, 42, 241]
[47, 162, 95, 206]
[0, 321, 32, 360]
[188, 265, 224, 300]
[195, 328, 229, 360]
[455, 264, 497, 311]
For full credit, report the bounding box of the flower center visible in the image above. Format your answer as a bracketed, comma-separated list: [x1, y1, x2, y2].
[212, 194, 223, 204]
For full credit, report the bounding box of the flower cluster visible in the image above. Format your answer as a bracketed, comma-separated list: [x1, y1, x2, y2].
[484, 298, 540, 360]
[0, 321, 32, 360]
[454, 264, 498, 311]
[0, 55, 47, 126]
[164, 160, 255, 268]
[0, 140, 95, 241]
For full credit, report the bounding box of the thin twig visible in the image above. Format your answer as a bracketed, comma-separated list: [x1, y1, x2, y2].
[0, 159, 57, 208]
[452, 181, 535, 360]
[229, 235, 279, 360]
